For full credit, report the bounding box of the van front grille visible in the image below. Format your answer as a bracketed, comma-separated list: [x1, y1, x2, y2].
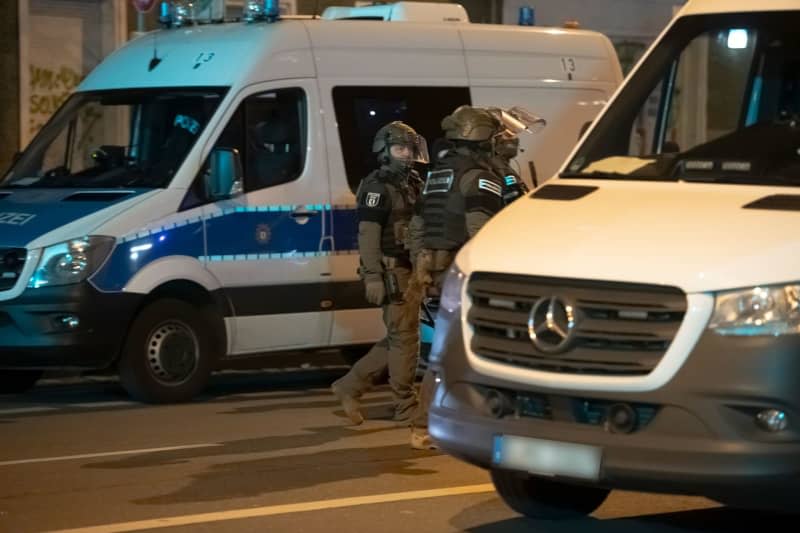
[0, 248, 26, 291]
[467, 273, 687, 376]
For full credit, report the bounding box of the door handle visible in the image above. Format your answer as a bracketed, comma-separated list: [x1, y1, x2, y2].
[291, 210, 320, 218]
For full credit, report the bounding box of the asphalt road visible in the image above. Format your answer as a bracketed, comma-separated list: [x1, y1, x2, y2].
[0, 367, 797, 533]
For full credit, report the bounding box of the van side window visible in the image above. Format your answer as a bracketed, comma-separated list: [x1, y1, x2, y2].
[333, 86, 471, 193]
[211, 87, 307, 192]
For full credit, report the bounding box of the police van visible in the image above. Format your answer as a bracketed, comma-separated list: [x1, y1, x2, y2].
[0, 1, 622, 402]
[429, 0, 800, 516]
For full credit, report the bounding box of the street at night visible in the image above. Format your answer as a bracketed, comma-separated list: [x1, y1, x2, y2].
[0, 368, 796, 533]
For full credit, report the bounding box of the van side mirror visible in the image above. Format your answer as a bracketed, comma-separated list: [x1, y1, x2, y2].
[205, 148, 243, 200]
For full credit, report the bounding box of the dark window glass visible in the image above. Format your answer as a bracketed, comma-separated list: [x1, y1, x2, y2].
[564, 12, 800, 186]
[3, 87, 227, 189]
[333, 86, 471, 192]
[209, 87, 307, 193]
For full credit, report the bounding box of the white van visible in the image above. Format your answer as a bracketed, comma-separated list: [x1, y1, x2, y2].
[429, 0, 800, 516]
[0, 2, 621, 402]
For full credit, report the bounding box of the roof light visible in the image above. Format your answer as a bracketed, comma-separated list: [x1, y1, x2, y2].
[173, 0, 197, 27]
[727, 29, 748, 49]
[244, 0, 281, 23]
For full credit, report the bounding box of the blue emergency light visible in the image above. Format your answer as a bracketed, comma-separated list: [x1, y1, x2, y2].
[519, 5, 535, 26]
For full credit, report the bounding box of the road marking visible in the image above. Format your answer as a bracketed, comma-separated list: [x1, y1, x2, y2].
[0, 443, 222, 467]
[45, 483, 496, 533]
[0, 406, 58, 416]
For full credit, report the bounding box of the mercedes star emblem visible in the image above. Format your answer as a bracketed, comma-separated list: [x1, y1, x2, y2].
[528, 296, 578, 354]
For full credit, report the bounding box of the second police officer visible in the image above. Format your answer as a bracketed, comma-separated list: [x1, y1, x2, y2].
[332, 121, 429, 425]
[405, 105, 507, 449]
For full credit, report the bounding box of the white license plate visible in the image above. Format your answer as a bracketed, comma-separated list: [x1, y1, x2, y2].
[492, 435, 602, 481]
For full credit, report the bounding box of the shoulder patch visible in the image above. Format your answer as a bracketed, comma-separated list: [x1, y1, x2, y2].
[478, 178, 503, 197]
[365, 192, 382, 207]
[423, 169, 455, 195]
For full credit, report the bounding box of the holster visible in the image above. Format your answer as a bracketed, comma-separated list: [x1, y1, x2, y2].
[381, 255, 410, 304]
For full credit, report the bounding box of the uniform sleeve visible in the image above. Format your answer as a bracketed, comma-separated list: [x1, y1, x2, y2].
[356, 180, 391, 226]
[358, 221, 384, 280]
[465, 211, 492, 239]
[459, 169, 503, 234]
[354, 178, 389, 280]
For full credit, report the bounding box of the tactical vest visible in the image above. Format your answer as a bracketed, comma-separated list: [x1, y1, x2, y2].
[420, 151, 491, 251]
[362, 168, 417, 258]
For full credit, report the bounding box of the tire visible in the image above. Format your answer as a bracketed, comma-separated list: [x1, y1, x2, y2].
[0, 370, 43, 394]
[119, 299, 217, 403]
[491, 469, 609, 520]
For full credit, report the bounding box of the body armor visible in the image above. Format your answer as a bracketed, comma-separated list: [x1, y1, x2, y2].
[356, 166, 419, 258]
[419, 148, 503, 251]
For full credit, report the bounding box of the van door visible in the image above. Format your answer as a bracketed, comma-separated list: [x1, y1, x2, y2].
[199, 80, 332, 355]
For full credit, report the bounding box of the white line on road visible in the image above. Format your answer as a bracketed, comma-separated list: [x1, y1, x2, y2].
[0, 443, 222, 467]
[0, 406, 58, 416]
[44, 483, 496, 533]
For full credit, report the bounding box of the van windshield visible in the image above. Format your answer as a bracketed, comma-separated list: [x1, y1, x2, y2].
[563, 12, 800, 186]
[2, 87, 227, 189]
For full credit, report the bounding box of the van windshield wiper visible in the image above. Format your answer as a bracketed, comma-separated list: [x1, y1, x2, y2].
[560, 170, 676, 181]
[677, 173, 800, 186]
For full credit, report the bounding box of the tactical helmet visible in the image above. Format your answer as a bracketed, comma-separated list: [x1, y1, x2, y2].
[372, 121, 429, 165]
[441, 105, 500, 142]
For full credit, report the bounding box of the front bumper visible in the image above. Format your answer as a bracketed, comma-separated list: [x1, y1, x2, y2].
[0, 283, 142, 369]
[429, 313, 800, 502]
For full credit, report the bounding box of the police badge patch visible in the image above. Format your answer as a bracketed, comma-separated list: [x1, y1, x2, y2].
[255, 223, 272, 245]
[366, 192, 382, 207]
[423, 169, 455, 195]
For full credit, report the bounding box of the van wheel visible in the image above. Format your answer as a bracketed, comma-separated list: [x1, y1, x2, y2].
[491, 469, 609, 519]
[0, 370, 43, 394]
[119, 299, 215, 403]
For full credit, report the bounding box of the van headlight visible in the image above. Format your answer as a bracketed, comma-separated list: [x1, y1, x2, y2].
[429, 263, 467, 365]
[28, 236, 115, 289]
[709, 284, 800, 336]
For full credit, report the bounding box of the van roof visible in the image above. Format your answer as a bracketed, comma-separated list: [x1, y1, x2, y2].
[680, 0, 800, 16]
[80, 19, 618, 92]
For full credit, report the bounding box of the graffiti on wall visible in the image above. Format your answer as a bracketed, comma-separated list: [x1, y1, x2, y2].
[28, 64, 83, 136]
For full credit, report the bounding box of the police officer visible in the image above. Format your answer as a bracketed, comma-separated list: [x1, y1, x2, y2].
[331, 121, 429, 425]
[406, 105, 506, 449]
[491, 130, 529, 205]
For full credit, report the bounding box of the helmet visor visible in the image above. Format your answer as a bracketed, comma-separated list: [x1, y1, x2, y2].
[492, 106, 547, 135]
[389, 134, 430, 164]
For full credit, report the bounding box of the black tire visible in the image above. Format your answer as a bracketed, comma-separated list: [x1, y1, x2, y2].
[119, 299, 216, 403]
[0, 370, 43, 394]
[491, 469, 609, 520]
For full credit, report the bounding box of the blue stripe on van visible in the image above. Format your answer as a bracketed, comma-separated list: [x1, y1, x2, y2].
[89, 204, 361, 292]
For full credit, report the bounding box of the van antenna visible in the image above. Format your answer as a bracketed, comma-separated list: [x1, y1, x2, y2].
[149, 33, 163, 72]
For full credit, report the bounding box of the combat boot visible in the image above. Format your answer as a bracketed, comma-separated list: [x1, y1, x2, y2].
[410, 428, 438, 450]
[331, 379, 364, 425]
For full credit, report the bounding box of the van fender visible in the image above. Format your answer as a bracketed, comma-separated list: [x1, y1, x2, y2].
[121, 255, 234, 359]
[123, 256, 223, 296]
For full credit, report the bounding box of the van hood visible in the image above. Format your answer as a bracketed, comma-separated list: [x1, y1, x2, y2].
[0, 189, 155, 248]
[462, 179, 800, 294]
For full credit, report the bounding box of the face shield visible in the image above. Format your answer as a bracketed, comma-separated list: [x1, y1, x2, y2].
[491, 106, 547, 136]
[389, 133, 430, 165]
